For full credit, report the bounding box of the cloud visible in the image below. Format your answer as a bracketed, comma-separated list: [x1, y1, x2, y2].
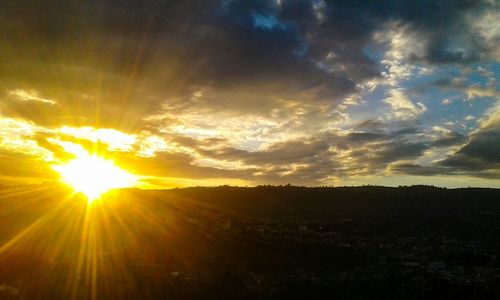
[388, 162, 443, 177]
[465, 86, 499, 100]
[450, 102, 500, 163]
[200, 138, 330, 166]
[430, 130, 467, 147]
[1, 0, 493, 119]
[440, 126, 500, 172]
[477, 66, 497, 87]
[7, 89, 56, 105]
[442, 98, 452, 105]
[383, 89, 426, 120]
[470, 6, 500, 60]
[0, 0, 498, 186]
[388, 102, 500, 177]
[372, 22, 428, 88]
[371, 105, 500, 179]
[0, 118, 52, 159]
[56, 126, 137, 152]
[369, 141, 429, 164]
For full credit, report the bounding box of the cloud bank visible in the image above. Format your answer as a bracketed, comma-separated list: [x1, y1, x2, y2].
[0, 0, 498, 187]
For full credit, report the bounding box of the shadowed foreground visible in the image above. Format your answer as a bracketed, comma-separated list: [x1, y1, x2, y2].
[0, 185, 500, 299]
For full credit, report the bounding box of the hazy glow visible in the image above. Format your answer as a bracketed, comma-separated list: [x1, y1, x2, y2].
[52, 154, 136, 202]
[57, 126, 137, 151]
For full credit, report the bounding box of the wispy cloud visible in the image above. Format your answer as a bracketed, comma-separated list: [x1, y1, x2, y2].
[383, 89, 426, 120]
[7, 89, 56, 105]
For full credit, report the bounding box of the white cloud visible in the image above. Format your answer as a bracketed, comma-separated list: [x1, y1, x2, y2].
[56, 126, 137, 151]
[477, 66, 496, 88]
[7, 89, 57, 105]
[470, 8, 500, 60]
[372, 22, 428, 88]
[383, 89, 426, 120]
[0, 117, 53, 160]
[477, 100, 500, 129]
[465, 86, 498, 100]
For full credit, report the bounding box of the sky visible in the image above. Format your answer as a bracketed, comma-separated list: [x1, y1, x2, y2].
[0, 0, 499, 188]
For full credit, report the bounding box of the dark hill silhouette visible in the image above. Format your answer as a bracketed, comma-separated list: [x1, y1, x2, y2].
[156, 185, 500, 220]
[0, 185, 499, 299]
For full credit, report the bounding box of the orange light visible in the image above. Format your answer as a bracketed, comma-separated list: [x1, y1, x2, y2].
[52, 153, 136, 202]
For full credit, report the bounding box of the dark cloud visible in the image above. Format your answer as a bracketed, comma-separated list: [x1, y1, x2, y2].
[431, 131, 467, 147]
[439, 121, 500, 173]
[424, 29, 484, 64]
[369, 141, 429, 164]
[356, 119, 385, 131]
[458, 130, 500, 163]
[343, 132, 388, 143]
[389, 114, 500, 178]
[388, 162, 444, 176]
[1, 1, 493, 127]
[197, 138, 330, 166]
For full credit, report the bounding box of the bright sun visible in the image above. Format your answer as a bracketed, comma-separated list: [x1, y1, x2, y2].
[52, 154, 136, 202]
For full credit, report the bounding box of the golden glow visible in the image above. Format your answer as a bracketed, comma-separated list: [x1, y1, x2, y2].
[52, 153, 136, 202]
[57, 126, 137, 151]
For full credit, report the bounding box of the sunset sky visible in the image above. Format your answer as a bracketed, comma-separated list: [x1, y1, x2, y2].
[0, 0, 499, 188]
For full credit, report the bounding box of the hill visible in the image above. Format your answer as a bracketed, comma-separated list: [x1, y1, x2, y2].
[0, 185, 499, 299]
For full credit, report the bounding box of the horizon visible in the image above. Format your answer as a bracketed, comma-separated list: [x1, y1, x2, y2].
[2, 182, 499, 191]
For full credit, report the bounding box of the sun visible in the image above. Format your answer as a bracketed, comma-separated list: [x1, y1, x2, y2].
[52, 153, 136, 202]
